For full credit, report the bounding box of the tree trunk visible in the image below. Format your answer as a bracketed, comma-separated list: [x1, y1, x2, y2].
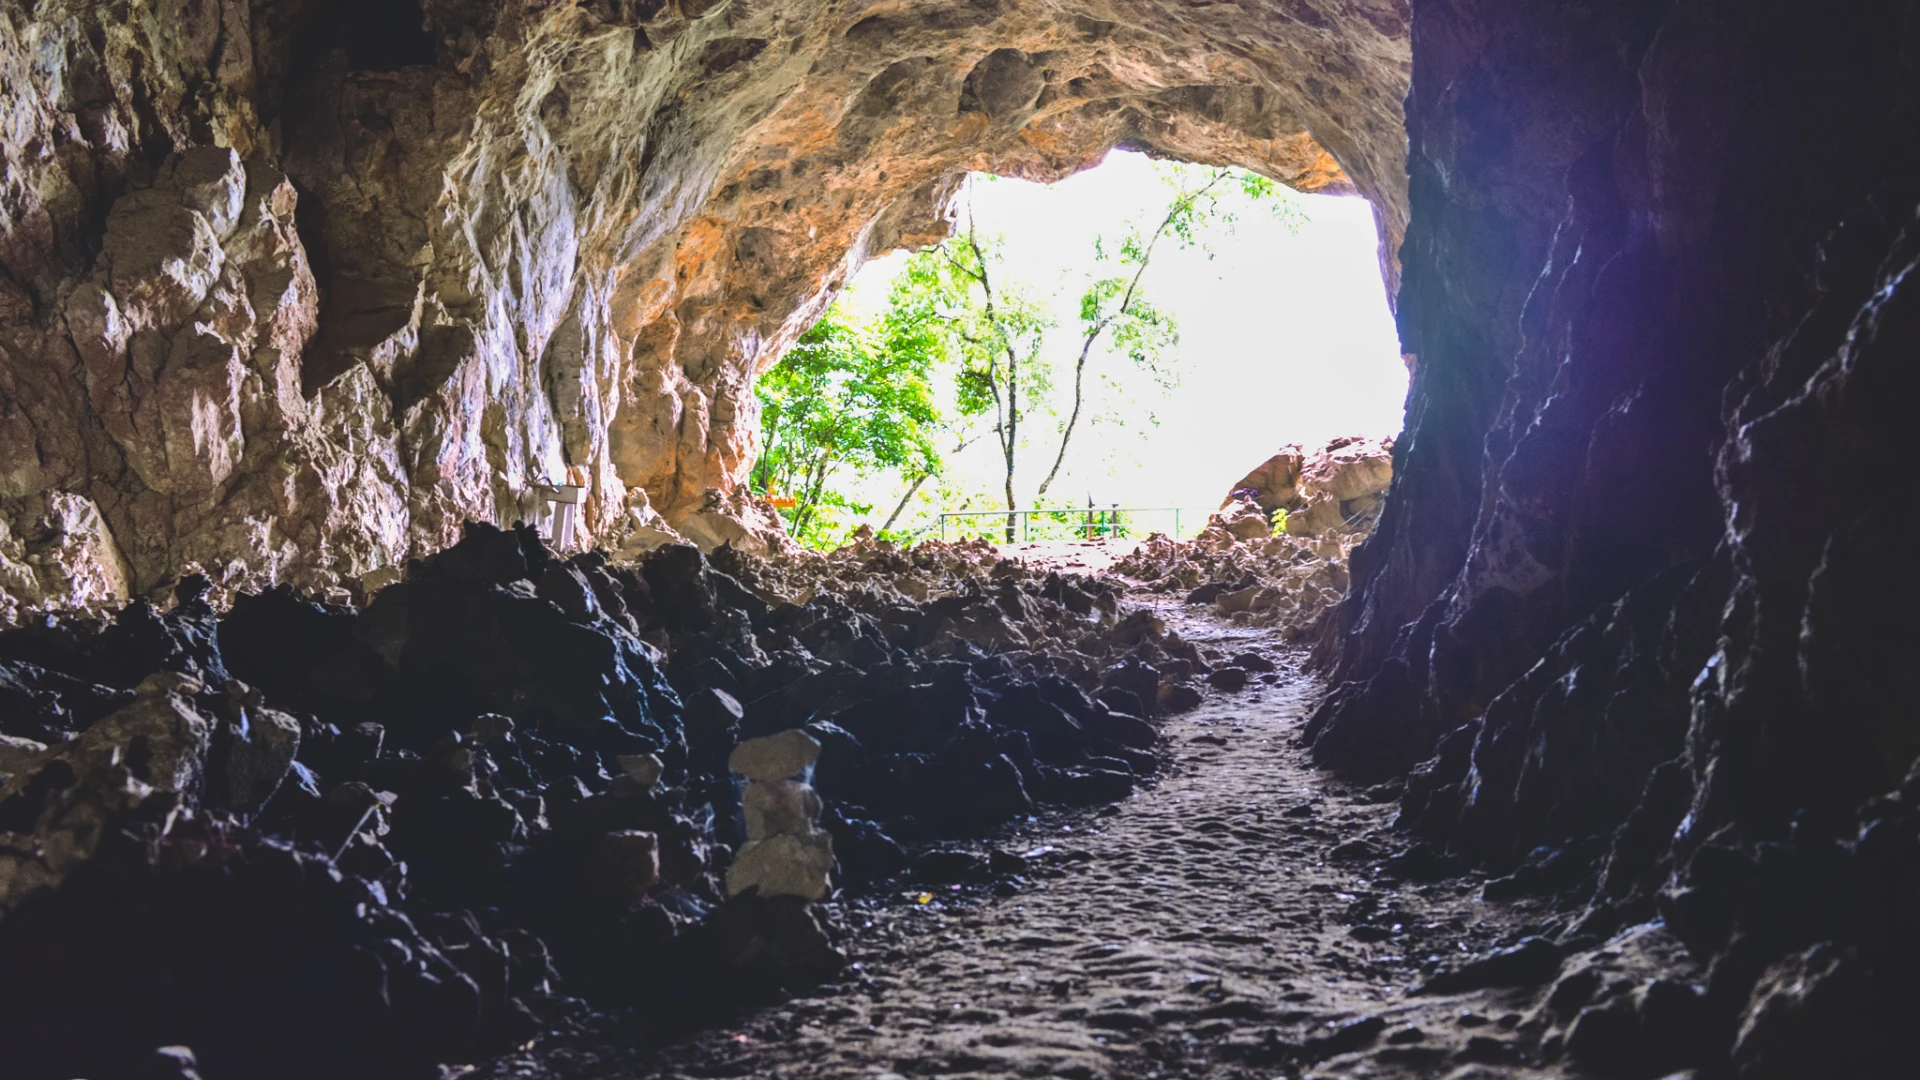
[880, 473, 930, 532]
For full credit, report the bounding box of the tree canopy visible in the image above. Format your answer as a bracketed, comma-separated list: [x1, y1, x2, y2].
[751, 160, 1307, 548]
[750, 310, 941, 543]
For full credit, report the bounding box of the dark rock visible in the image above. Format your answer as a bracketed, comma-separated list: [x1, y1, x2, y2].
[1232, 651, 1277, 673]
[1084, 709, 1156, 750]
[1161, 682, 1204, 713]
[0, 658, 131, 743]
[587, 829, 662, 906]
[141, 1046, 205, 1080]
[1456, 1035, 1522, 1064]
[1184, 582, 1229, 605]
[641, 545, 718, 634]
[1205, 666, 1249, 692]
[913, 849, 989, 884]
[819, 807, 907, 882]
[1732, 943, 1884, 1080]
[1417, 938, 1564, 995]
[986, 848, 1029, 876]
[1095, 686, 1148, 720]
[1100, 660, 1162, 716]
[676, 893, 845, 1000]
[985, 688, 1087, 763]
[917, 748, 1034, 833]
[1043, 766, 1134, 805]
[1546, 967, 1602, 1016]
[1303, 1015, 1385, 1061]
[0, 518, 1193, 1071]
[1327, 838, 1375, 861]
[1381, 842, 1464, 881]
[1357, 778, 1403, 803]
[1563, 996, 1636, 1066]
[537, 562, 603, 622]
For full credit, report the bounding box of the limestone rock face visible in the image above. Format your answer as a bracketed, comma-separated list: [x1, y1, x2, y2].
[1304, 3, 1920, 1069]
[1223, 435, 1394, 537]
[0, 0, 1409, 614]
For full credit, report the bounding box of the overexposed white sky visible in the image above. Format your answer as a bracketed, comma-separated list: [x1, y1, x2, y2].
[835, 150, 1405, 525]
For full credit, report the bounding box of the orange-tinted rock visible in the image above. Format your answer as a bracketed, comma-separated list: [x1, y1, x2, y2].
[1223, 436, 1394, 537]
[0, 1, 1410, 614]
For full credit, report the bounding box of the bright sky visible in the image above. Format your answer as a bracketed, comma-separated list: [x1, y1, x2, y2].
[835, 150, 1406, 525]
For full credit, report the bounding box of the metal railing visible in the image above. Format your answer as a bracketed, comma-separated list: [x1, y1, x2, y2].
[935, 506, 1216, 543]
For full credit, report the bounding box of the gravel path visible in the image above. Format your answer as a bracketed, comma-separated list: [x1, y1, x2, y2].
[482, 606, 1577, 1080]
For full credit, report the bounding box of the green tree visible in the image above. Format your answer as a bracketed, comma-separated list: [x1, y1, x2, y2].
[930, 215, 1055, 539]
[754, 160, 1306, 547]
[751, 311, 940, 545]
[1035, 163, 1305, 499]
[893, 166, 1301, 537]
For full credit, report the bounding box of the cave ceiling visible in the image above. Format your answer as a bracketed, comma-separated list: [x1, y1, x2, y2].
[0, 0, 1409, 613]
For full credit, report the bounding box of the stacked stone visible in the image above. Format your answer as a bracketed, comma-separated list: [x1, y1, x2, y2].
[725, 730, 834, 901]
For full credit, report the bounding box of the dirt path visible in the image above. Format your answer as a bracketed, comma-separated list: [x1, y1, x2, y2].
[483, 605, 1572, 1080]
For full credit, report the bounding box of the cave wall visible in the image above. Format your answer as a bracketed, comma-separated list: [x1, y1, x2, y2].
[1310, 0, 1920, 1051]
[5, 0, 1919, 1062]
[0, 0, 1409, 617]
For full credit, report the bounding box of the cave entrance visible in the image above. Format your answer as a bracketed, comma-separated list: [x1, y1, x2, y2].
[752, 151, 1406, 549]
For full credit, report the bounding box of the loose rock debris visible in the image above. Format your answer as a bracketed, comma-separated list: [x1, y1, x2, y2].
[0, 517, 1724, 1080]
[474, 603, 1713, 1080]
[1110, 435, 1393, 641]
[0, 522, 1262, 1078]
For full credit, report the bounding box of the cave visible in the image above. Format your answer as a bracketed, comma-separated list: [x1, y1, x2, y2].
[0, 2, 1915, 1078]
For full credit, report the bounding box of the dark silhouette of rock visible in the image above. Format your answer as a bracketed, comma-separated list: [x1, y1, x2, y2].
[0, 526, 1194, 1075]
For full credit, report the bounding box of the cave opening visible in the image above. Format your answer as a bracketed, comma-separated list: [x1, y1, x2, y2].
[2, 2, 1917, 1078]
[753, 150, 1406, 548]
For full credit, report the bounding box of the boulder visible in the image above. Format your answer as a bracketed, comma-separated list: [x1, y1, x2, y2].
[742, 778, 824, 841]
[1217, 436, 1394, 539]
[617, 753, 665, 788]
[728, 729, 822, 781]
[1226, 447, 1306, 513]
[0, 674, 215, 915]
[223, 704, 302, 817]
[726, 829, 835, 901]
[589, 830, 662, 905]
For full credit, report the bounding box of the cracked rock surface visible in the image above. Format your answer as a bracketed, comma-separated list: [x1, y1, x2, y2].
[0, 0, 1408, 614]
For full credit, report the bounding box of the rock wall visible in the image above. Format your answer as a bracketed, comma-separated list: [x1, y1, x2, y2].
[10, 0, 1918, 1062]
[1226, 434, 1393, 537]
[0, 0, 1410, 616]
[1310, 0, 1920, 1056]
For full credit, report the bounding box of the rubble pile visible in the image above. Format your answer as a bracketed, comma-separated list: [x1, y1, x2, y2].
[1115, 527, 1359, 640]
[0, 523, 1207, 1078]
[696, 532, 1231, 833]
[1111, 437, 1394, 639]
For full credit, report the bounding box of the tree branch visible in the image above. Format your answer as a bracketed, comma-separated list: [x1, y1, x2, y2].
[1034, 169, 1227, 500]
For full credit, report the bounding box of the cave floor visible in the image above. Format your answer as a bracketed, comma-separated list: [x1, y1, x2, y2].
[481, 602, 1574, 1080]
